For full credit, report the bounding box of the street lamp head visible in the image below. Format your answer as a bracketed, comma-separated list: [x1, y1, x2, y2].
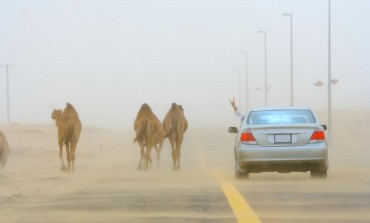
[314, 80, 324, 87]
[1, 64, 14, 67]
[330, 79, 339, 85]
[258, 30, 266, 34]
[283, 13, 292, 16]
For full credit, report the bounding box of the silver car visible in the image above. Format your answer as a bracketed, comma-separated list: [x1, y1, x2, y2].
[229, 107, 328, 179]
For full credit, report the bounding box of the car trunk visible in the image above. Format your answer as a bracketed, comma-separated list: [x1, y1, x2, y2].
[248, 124, 317, 146]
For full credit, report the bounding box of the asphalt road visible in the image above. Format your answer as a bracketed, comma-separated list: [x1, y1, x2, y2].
[1, 124, 370, 223]
[190, 127, 370, 223]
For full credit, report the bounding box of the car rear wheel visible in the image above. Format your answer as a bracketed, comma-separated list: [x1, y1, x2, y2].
[236, 170, 249, 179]
[310, 168, 327, 178]
[235, 161, 249, 179]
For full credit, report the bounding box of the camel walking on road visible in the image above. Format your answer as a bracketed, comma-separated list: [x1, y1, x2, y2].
[133, 103, 165, 170]
[51, 103, 82, 172]
[0, 130, 10, 169]
[163, 103, 188, 170]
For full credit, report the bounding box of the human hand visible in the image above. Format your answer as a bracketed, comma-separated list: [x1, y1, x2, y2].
[229, 97, 238, 111]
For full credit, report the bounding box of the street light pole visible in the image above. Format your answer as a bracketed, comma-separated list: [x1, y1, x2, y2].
[240, 51, 248, 111]
[328, 0, 332, 143]
[1, 64, 13, 123]
[258, 30, 268, 106]
[283, 13, 294, 106]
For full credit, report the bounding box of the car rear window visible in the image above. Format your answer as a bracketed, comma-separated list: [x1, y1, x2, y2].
[246, 109, 316, 124]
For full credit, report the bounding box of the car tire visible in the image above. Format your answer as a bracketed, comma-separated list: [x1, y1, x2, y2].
[310, 168, 327, 178]
[236, 170, 249, 179]
[235, 161, 249, 179]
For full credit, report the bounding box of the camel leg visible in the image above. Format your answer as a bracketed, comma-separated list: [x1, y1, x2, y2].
[145, 147, 152, 170]
[0, 143, 10, 168]
[154, 145, 159, 169]
[138, 142, 145, 170]
[174, 147, 180, 170]
[143, 147, 147, 170]
[155, 141, 164, 169]
[176, 137, 184, 170]
[65, 143, 71, 172]
[58, 140, 67, 171]
[70, 141, 77, 173]
[174, 148, 180, 170]
[169, 138, 177, 170]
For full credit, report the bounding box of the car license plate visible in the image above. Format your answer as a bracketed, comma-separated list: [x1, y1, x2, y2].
[274, 134, 292, 143]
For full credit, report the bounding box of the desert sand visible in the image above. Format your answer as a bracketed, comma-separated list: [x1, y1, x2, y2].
[1, 110, 370, 223]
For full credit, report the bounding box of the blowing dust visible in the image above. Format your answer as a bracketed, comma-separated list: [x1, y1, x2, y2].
[0, 109, 369, 222]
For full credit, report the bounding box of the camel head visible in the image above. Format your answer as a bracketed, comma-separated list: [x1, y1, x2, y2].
[51, 109, 62, 121]
[170, 103, 184, 113]
[170, 103, 179, 110]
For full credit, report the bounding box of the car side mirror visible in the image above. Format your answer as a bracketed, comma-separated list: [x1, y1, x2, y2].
[321, 125, 327, 131]
[228, 127, 238, 133]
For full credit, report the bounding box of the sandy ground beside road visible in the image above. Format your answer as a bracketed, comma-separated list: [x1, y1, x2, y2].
[0, 123, 235, 223]
[0, 109, 370, 223]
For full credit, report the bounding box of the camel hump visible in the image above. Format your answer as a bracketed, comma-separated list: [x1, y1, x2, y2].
[139, 103, 152, 113]
[66, 103, 74, 109]
[64, 103, 79, 115]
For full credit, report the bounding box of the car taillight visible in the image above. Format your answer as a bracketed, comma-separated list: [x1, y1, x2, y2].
[240, 129, 257, 144]
[309, 126, 325, 143]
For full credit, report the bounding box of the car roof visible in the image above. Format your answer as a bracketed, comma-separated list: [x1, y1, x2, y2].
[249, 106, 312, 112]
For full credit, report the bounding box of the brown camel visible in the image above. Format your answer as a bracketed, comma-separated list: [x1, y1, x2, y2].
[0, 130, 10, 169]
[51, 103, 82, 172]
[133, 103, 165, 170]
[163, 103, 188, 170]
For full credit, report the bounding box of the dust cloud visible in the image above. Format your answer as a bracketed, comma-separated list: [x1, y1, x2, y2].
[1, 109, 370, 222]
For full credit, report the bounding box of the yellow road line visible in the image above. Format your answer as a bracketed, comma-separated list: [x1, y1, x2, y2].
[212, 171, 262, 223]
[190, 133, 262, 223]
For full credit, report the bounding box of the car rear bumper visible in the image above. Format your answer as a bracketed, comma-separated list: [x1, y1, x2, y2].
[237, 143, 328, 172]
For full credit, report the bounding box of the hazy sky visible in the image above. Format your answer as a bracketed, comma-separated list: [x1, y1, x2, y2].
[1, 0, 369, 128]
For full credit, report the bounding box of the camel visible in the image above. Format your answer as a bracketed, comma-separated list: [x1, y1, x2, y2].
[133, 103, 165, 170]
[51, 103, 82, 172]
[163, 103, 188, 170]
[0, 130, 10, 169]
